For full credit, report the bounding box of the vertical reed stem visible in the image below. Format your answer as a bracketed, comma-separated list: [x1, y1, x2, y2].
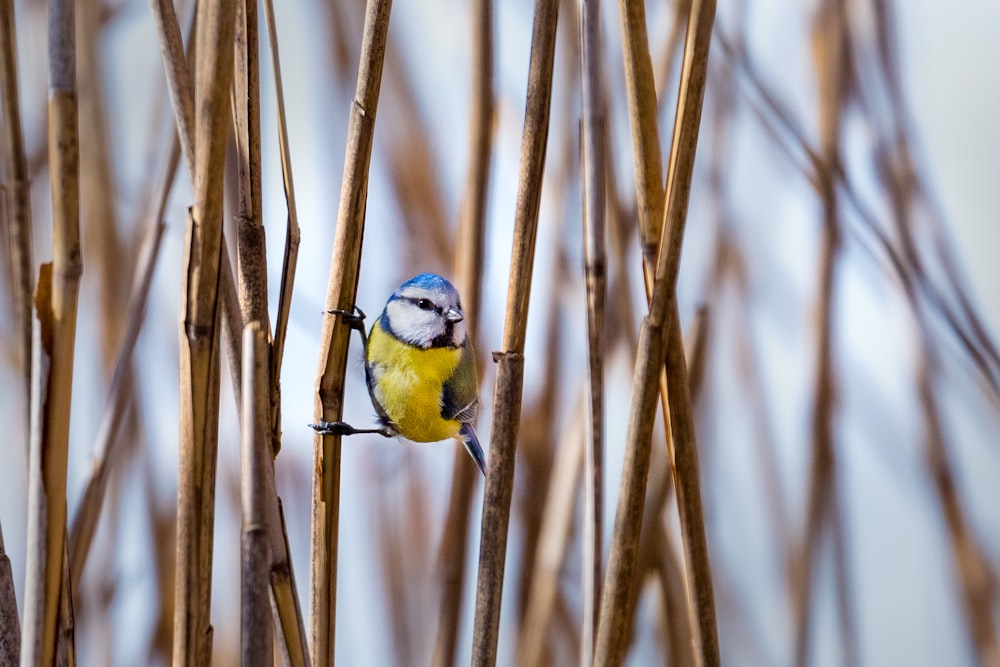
[174, 0, 238, 663]
[310, 1, 393, 665]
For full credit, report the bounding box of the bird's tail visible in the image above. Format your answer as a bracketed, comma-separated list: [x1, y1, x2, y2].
[459, 423, 487, 477]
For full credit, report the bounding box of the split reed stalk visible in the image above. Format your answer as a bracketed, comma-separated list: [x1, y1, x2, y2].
[150, 0, 247, 403]
[241, 323, 273, 667]
[262, 0, 303, 451]
[21, 0, 81, 662]
[173, 0, 238, 663]
[310, 1, 393, 665]
[232, 14, 311, 653]
[431, 0, 494, 662]
[595, 0, 718, 665]
[470, 0, 559, 664]
[0, 0, 34, 427]
[579, 0, 607, 661]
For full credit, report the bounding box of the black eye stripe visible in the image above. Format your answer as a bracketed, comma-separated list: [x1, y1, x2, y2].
[410, 297, 437, 312]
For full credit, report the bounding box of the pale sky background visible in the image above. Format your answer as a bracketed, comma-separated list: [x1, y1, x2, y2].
[1, 0, 998, 665]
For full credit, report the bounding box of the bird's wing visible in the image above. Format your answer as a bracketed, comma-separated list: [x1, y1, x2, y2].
[441, 339, 479, 424]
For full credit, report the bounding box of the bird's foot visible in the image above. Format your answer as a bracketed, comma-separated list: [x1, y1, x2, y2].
[309, 420, 393, 438]
[328, 305, 366, 332]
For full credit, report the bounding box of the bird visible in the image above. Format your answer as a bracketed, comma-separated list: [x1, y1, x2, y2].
[310, 273, 487, 476]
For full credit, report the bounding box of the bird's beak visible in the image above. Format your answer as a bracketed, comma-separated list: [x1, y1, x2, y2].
[445, 308, 464, 323]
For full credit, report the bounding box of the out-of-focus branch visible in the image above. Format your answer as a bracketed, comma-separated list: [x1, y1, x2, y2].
[794, 4, 856, 666]
[580, 0, 607, 660]
[0, 0, 34, 431]
[432, 0, 494, 661]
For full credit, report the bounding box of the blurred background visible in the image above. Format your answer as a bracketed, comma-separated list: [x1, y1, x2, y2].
[1, 0, 998, 665]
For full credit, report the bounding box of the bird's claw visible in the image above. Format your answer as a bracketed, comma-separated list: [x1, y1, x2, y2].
[310, 420, 359, 437]
[328, 305, 366, 333]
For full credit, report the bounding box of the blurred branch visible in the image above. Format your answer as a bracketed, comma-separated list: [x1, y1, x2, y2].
[69, 188, 170, 587]
[517, 399, 585, 667]
[432, 0, 494, 660]
[794, 5, 856, 666]
[580, 0, 607, 660]
[0, 0, 34, 431]
[310, 0, 393, 665]
[471, 0, 559, 662]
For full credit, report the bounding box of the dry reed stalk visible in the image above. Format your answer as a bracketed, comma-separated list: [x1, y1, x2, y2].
[431, 0, 494, 661]
[0, 0, 34, 427]
[150, 0, 247, 404]
[595, 0, 718, 664]
[615, 0, 663, 260]
[310, 1, 393, 664]
[173, 0, 238, 663]
[241, 323, 274, 666]
[579, 0, 607, 660]
[69, 196, 170, 586]
[793, 5, 855, 666]
[232, 0, 268, 328]
[0, 524, 19, 665]
[21, 0, 81, 661]
[261, 0, 302, 452]
[226, 44, 311, 653]
[471, 0, 559, 662]
[230, 35, 313, 647]
[516, 400, 585, 667]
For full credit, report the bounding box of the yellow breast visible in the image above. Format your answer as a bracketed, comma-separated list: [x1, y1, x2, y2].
[366, 322, 463, 442]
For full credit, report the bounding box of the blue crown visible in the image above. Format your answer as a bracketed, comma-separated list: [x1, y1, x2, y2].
[398, 272, 459, 297]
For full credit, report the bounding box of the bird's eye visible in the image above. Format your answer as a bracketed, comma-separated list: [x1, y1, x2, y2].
[416, 298, 434, 311]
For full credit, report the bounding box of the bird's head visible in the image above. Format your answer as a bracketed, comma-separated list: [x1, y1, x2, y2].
[382, 273, 467, 349]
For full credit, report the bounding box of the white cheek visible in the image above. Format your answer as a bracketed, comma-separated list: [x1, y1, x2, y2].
[386, 302, 442, 346]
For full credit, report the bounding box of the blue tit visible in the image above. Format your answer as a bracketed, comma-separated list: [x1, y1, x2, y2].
[311, 273, 487, 476]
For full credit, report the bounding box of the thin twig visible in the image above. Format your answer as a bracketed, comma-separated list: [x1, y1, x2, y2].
[261, 0, 302, 453]
[310, 1, 393, 665]
[471, 0, 559, 663]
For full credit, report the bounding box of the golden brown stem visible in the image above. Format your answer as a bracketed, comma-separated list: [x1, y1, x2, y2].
[173, 0, 239, 663]
[310, 1, 393, 665]
[471, 0, 559, 663]
[240, 323, 273, 667]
